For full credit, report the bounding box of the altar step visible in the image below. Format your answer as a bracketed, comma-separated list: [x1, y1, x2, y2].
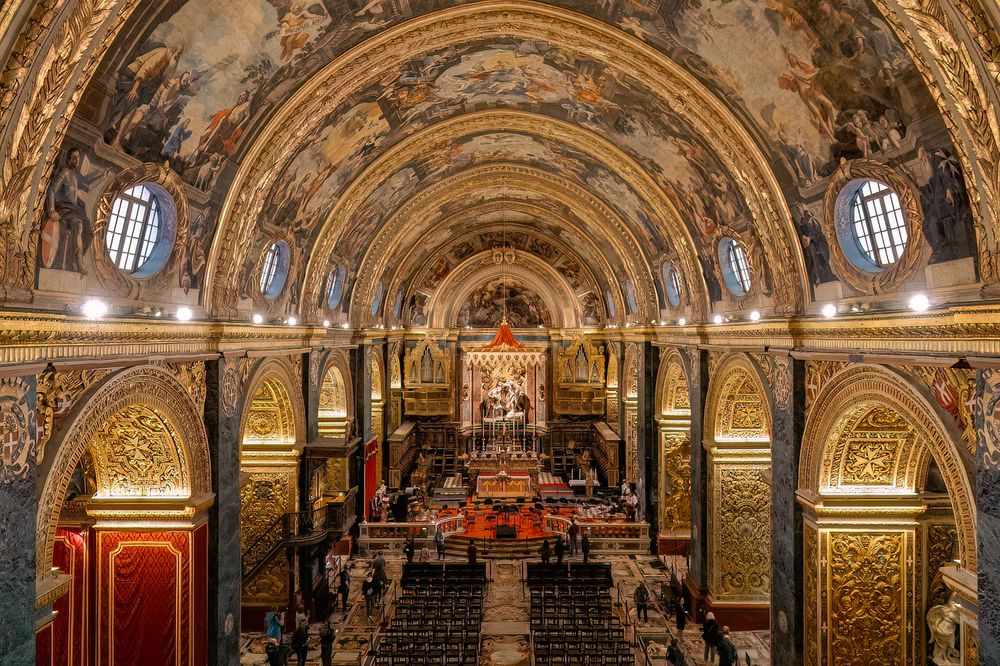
[444, 533, 551, 559]
[537, 472, 574, 499]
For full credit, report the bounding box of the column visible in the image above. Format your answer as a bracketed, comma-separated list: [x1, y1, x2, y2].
[639, 342, 659, 536]
[0, 372, 39, 662]
[768, 355, 805, 665]
[204, 356, 243, 665]
[976, 367, 999, 657]
[681, 348, 710, 607]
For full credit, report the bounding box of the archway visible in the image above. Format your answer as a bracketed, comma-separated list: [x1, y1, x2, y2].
[703, 355, 772, 625]
[799, 364, 977, 665]
[655, 349, 692, 554]
[35, 365, 212, 665]
[238, 360, 303, 619]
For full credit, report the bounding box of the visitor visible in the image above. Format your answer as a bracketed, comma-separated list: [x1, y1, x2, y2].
[667, 637, 683, 665]
[555, 534, 565, 564]
[373, 551, 387, 589]
[718, 626, 738, 666]
[540, 539, 552, 564]
[702, 612, 721, 664]
[319, 621, 334, 666]
[581, 532, 591, 563]
[337, 570, 350, 613]
[435, 528, 446, 559]
[568, 520, 579, 555]
[294, 604, 309, 630]
[675, 600, 687, 634]
[265, 607, 283, 643]
[290, 621, 309, 666]
[362, 573, 377, 621]
[419, 544, 433, 562]
[403, 536, 415, 563]
[634, 581, 650, 623]
[265, 640, 283, 666]
[467, 542, 478, 565]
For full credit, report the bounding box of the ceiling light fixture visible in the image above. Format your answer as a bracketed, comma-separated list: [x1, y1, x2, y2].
[749, 310, 761, 322]
[322, 319, 330, 328]
[713, 314, 723, 325]
[822, 304, 837, 318]
[175, 307, 193, 321]
[251, 313, 264, 324]
[287, 316, 298, 326]
[678, 318, 687, 326]
[909, 294, 930, 312]
[81, 299, 108, 319]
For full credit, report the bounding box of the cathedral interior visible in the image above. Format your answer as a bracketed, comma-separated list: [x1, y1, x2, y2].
[0, 0, 998, 664]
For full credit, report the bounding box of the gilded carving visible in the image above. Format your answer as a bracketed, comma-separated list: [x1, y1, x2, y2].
[926, 523, 958, 609]
[241, 468, 295, 604]
[659, 433, 691, 532]
[0, 375, 35, 482]
[803, 523, 819, 666]
[35, 366, 110, 463]
[658, 352, 689, 414]
[805, 361, 850, 412]
[89, 404, 187, 497]
[823, 405, 916, 488]
[324, 456, 347, 493]
[165, 361, 206, 417]
[978, 367, 1000, 470]
[905, 365, 976, 455]
[827, 532, 907, 666]
[711, 465, 771, 602]
[714, 367, 769, 439]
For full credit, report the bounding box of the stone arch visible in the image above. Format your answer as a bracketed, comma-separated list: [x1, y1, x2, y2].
[318, 350, 353, 439]
[704, 354, 772, 444]
[35, 365, 211, 579]
[655, 349, 692, 537]
[239, 357, 304, 450]
[656, 350, 691, 416]
[799, 364, 976, 568]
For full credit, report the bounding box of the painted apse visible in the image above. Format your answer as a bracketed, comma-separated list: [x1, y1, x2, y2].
[39, 0, 978, 322]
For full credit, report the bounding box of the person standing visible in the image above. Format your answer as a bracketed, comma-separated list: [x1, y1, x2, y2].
[265, 607, 283, 643]
[362, 573, 377, 621]
[435, 528, 446, 559]
[555, 535, 565, 564]
[633, 581, 650, 623]
[337, 570, 350, 614]
[675, 600, 687, 635]
[419, 545, 433, 562]
[702, 612, 721, 664]
[581, 533, 591, 563]
[265, 640, 283, 666]
[467, 542, 478, 565]
[294, 605, 309, 630]
[717, 627, 738, 666]
[568, 520, 579, 556]
[373, 551, 387, 591]
[403, 537, 415, 563]
[319, 621, 335, 666]
[540, 539, 552, 564]
[290, 621, 309, 666]
[666, 637, 683, 665]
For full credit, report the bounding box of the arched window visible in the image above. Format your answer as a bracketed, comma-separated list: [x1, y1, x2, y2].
[370, 282, 384, 317]
[260, 241, 290, 299]
[327, 265, 346, 308]
[718, 237, 751, 297]
[850, 179, 908, 268]
[105, 185, 171, 276]
[662, 261, 682, 307]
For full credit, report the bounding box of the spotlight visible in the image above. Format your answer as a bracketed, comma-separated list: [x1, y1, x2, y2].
[749, 310, 761, 322]
[287, 316, 298, 326]
[322, 319, 330, 328]
[175, 307, 193, 321]
[822, 304, 837, 318]
[81, 299, 108, 319]
[713, 314, 723, 325]
[678, 318, 687, 326]
[909, 293, 930, 312]
[251, 313, 264, 324]
[341, 322, 350, 329]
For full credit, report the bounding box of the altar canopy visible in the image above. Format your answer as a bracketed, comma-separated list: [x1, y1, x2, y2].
[462, 322, 546, 452]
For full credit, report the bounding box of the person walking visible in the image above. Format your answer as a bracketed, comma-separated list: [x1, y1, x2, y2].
[435, 528, 446, 559]
[403, 537, 415, 563]
[666, 637, 683, 665]
[581, 533, 591, 563]
[290, 621, 309, 666]
[675, 600, 687, 635]
[265, 640, 283, 666]
[555, 534, 565, 564]
[362, 573, 377, 621]
[467, 542, 477, 565]
[718, 626, 738, 666]
[265, 607, 283, 643]
[702, 611, 721, 664]
[373, 551, 387, 590]
[540, 539, 552, 564]
[633, 581, 650, 623]
[568, 520, 579, 556]
[319, 621, 334, 666]
[337, 570, 350, 614]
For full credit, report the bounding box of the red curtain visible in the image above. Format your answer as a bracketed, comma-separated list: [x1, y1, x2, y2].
[97, 531, 192, 666]
[364, 437, 378, 519]
[37, 527, 89, 666]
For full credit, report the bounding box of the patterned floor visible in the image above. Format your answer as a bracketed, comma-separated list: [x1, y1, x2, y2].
[238, 553, 772, 665]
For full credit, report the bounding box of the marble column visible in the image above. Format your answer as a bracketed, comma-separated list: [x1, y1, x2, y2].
[0, 372, 38, 664]
[681, 348, 710, 595]
[976, 367, 1000, 656]
[767, 355, 805, 665]
[204, 356, 243, 665]
[639, 342, 659, 542]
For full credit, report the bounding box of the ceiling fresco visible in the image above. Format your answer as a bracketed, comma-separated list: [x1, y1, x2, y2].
[37, 0, 977, 321]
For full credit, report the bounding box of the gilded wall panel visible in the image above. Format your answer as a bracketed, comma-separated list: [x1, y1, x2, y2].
[711, 464, 771, 602]
[35, 367, 110, 464]
[925, 523, 958, 609]
[659, 432, 691, 533]
[714, 368, 768, 439]
[324, 456, 348, 494]
[240, 468, 296, 604]
[803, 522, 819, 666]
[89, 404, 187, 497]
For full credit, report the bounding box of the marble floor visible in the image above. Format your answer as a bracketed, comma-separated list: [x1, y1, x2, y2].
[239, 552, 772, 665]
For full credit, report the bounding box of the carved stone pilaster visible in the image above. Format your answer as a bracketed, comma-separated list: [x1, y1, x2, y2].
[975, 367, 1000, 655]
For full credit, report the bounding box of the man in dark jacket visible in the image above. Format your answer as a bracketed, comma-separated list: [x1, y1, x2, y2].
[467, 542, 477, 565]
[555, 535, 565, 564]
[337, 570, 350, 613]
[666, 638, 683, 665]
[675, 601, 687, 634]
[633, 582, 650, 623]
[319, 621, 335, 666]
[290, 623, 309, 666]
[540, 539, 551, 564]
[702, 612, 721, 663]
[362, 573, 377, 620]
[403, 537, 415, 563]
[568, 520, 579, 555]
[581, 533, 591, 563]
[718, 626, 738, 666]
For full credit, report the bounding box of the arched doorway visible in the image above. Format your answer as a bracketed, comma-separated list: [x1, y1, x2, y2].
[654, 350, 692, 554]
[799, 365, 977, 665]
[703, 355, 772, 626]
[238, 360, 303, 623]
[35, 365, 212, 665]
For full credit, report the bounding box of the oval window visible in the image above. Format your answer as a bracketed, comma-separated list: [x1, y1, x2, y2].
[104, 184, 176, 278]
[718, 237, 751, 297]
[260, 240, 290, 299]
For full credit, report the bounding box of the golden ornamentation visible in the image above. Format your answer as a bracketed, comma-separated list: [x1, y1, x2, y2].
[712, 366, 769, 440]
[165, 361, 206, 417]
[207, 3, 802, 319]
[711, 465, 771, 602]
[805, 361, 850, 412]
[821, 159, 928, 294]
[35, 366, 111, 463]
[623, 343, 639, 482]
[926, 523, 958, 609]
[979, 367, 1000, 470]
[827, 532, 907, 665]
[658, 352, 689, 414]
[803, 522, 819, 666]
[324, 456, 347, 493]
[89, 404, 187, 497]
[904, 365, 976, 455]
[659, 433, 691, 532]
[241, 469, 295, 604]
[964, 624, 979, 666]
[403, 335, 451, 387]
[823, 405, 916, 488]
[36, 365, 211, 579]
[0, 375, 35, 481]
[240, 358, 304, 448]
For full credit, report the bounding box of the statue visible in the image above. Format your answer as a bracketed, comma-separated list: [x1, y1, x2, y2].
[926, 604, 960, 666]
[621, 479, 631, 500]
